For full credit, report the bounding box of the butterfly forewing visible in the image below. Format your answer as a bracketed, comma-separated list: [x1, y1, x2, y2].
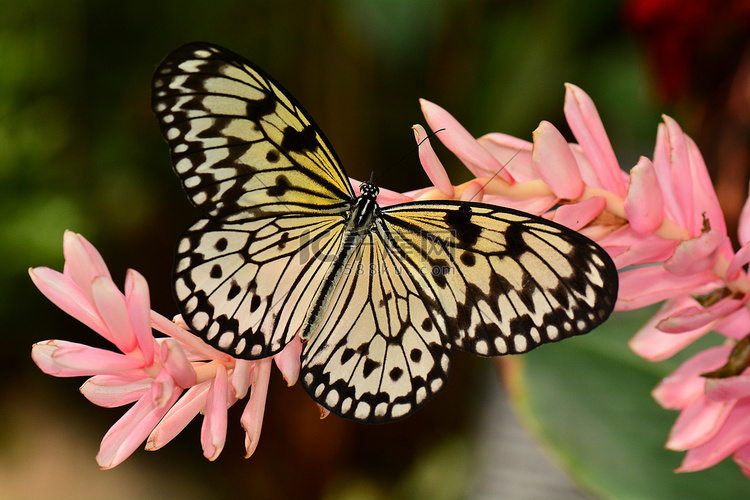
[152, 43, 355, 220]
[379, 202, 618, 356]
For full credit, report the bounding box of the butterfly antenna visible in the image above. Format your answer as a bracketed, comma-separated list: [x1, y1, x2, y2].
[372, 128, 445, 185]
[464, 148, 522, 203]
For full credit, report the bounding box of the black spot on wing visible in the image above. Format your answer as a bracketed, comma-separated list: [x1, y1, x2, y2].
[362, 358, 381, 378]
[460, 251, 476, 266]
[210, 264, 222, 279]
[444, 206, 482, 245]
[266, 175, 290, 197]
[227, 280, 241, 300]
[246, 92, 277, 120]
[266, 150, 280, 163]
[281, 124, 318, 152]
[504, 222, 528, 257]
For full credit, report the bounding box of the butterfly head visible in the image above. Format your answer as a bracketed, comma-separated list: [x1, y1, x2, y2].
[359, 181, 380, 201]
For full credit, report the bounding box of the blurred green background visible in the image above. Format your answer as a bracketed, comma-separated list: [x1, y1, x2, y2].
[5, 0, 750, 499]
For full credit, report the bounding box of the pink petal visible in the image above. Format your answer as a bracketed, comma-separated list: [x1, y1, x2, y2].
[664, 230, 729, 276]
[651, 122, 686, 229]
[231, 359, 254, 399]
[706, 374, 750, 402]
[477, 132, 539, 182]
[550, 197, 605, 231]
[150, 311, 230, 360]
[629, 297, 716, 361]
[666, 397, 733, 450]
[96, 387, 181, 469]
[80, 375, 151, 407]
[201, 363, 228, 461]
[715, 306, 750, 340]
[318, 404, 331, 419]
[413, 124, 454, 197]
[420, 99, 510, 181]
[602, 231, 678, 269]
[92, 275, 137, 353]
[151, 368, 176, 408]
[727, 243, 750, 282]
[563, 84, 624, 196]
[376, 187, 413, 206]
[274, 336, 302, 386]
[652, 346, 732, 408]
[656, 297, 743, 333]
[686, 135, 726, 236]
[482, 193, 558, 215]
[617, 266, 720, 311]
[460, 181, 484, 202]
[531, 120, 584, 199]
[29, 267, 107, 337]
[477, 133, 534, 180]
[733, 444, 750, 477]
[35, 339, 145, 374]
[146, 383, 209, 451]
[677, 399, 750, 472]
[739, 189, 750, 246]
[241, 357, 272, 458]
[125, 270, 155, 365]
[62, 231, 111, 304]
[158, 338, 197, 389]
[662, 116, 696, 234]
[624, 156, 664, 233]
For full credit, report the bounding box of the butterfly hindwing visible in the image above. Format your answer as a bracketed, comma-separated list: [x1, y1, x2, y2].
[152, 42, 355, 221]
[300, 230, 452, 423]
[174, 214, 345, 358]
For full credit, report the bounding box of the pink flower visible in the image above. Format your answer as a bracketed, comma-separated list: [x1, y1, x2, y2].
[410, 84, 750, 478]
[30, 231, 301, 468]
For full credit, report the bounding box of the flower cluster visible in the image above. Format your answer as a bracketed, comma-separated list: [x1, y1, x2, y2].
[31, 83, 750, 477]
[406, 84, 750, 477]
[30, 231, 302, 469]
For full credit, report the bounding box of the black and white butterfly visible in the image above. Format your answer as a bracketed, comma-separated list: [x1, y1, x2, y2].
[152, 43, 618, 423]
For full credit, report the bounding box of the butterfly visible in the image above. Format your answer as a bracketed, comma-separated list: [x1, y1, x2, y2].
[151, 42, 618, 423]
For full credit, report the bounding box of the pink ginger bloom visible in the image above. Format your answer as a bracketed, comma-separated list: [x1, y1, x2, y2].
[403, 84, 750, 478]
[32, 83, 750, 476]
[30, 230, 301, 469]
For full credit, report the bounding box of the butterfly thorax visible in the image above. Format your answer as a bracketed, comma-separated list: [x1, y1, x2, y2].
[299, 183, 380, 341]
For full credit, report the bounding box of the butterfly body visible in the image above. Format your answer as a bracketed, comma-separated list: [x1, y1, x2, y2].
[300, 182, 379, 341]
[152, 42, 618, 423]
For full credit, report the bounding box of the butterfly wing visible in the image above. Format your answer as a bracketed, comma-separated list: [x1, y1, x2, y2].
[300, 229, 452, 423]
[152, 42, 355, 220]
[379, 201, 618, 356]
[174, 214, 345, 358]
[152, 43, 355, 357]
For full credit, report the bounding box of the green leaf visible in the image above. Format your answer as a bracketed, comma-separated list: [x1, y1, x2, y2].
[507, 308, 750, 499]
